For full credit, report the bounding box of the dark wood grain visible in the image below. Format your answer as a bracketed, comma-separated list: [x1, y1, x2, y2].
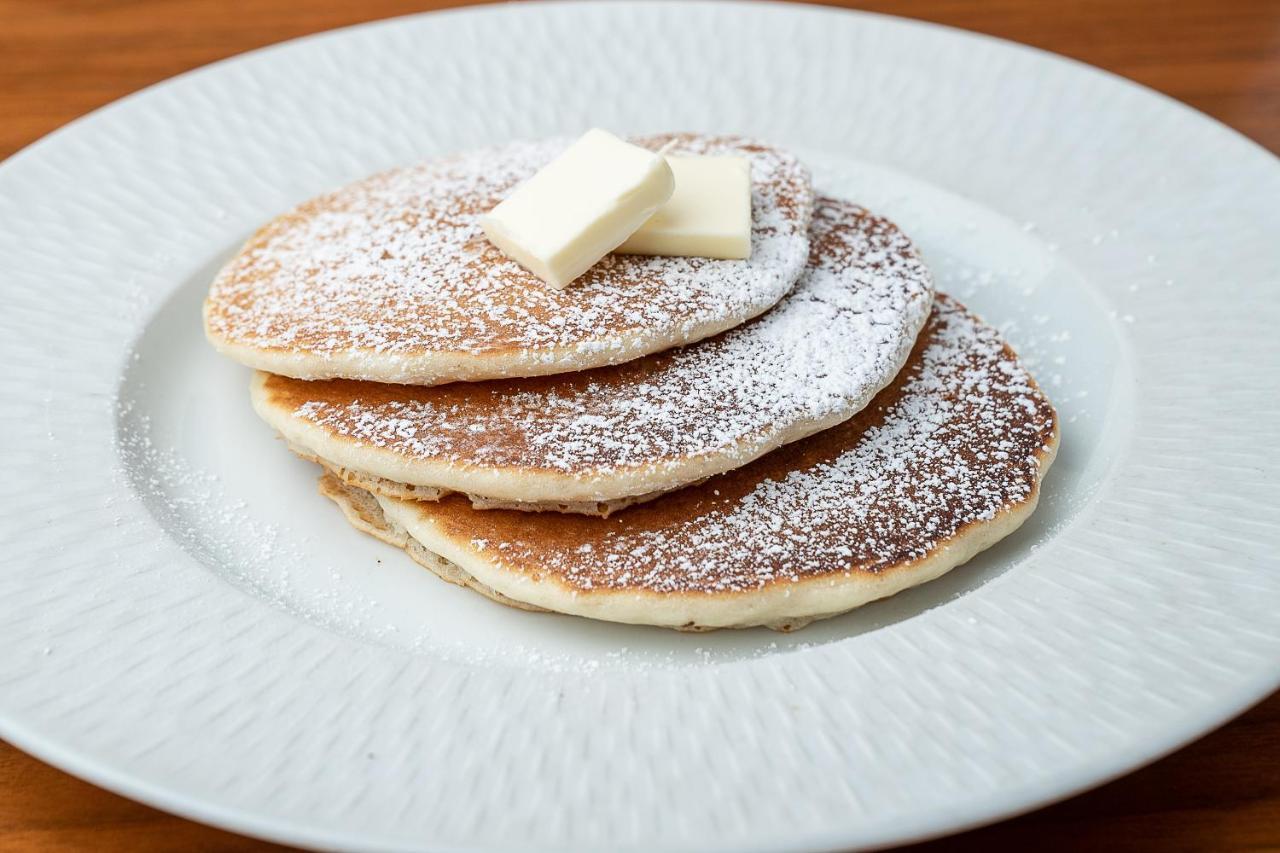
[2, 1, 1277, 850]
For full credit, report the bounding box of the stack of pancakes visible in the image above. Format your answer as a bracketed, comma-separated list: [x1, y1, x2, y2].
[205, 134, 1058, 631]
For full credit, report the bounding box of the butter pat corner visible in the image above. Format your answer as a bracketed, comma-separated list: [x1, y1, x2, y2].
[480, 129, 675, 290]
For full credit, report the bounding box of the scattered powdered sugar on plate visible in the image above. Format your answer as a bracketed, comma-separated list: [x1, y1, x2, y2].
[440, 295, 1058, 595]
[114, 393, 413, 643]
[278, 197, 933, 482]
[938, 253, 1091, 429]
[205, 134, 812, 380]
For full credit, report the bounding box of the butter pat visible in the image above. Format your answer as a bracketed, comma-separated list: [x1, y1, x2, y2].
[480, 129, 675, 289]
[617, 156, 752, 259]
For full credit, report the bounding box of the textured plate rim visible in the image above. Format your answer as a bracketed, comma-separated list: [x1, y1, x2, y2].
[1, 3, 1278, 851]
[2, 675, 1273, 851]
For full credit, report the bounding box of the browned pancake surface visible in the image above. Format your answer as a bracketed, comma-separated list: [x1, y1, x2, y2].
[401, 295, 1058, 595]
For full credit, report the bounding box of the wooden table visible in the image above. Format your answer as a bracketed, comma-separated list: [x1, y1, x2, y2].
[2, 1, 1277, 849]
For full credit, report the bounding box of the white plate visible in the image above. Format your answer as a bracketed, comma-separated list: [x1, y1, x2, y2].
[2, 3, 1278, 850]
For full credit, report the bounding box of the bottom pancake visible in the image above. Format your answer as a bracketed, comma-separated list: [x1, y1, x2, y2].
[318, 474, 547, 614]
[319, 295, 1059, 631]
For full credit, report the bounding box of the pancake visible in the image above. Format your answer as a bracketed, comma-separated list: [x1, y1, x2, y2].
[290, 441, 689, 518]
[205, 134, 812, 385]
[253, 197, 935, 509]
[319, 295, 1059, 631]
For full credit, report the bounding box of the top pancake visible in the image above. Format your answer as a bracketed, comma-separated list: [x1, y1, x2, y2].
[204, 134, 812, 384]
[253, 197, 935, 505]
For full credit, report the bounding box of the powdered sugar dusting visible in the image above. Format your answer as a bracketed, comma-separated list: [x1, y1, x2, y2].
[272, 197, 933, 484]
[206, 134, 812, 380]
[434, 295, 1058, 594]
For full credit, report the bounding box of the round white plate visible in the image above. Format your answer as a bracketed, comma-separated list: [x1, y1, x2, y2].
[2, 3, 1278, 850]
